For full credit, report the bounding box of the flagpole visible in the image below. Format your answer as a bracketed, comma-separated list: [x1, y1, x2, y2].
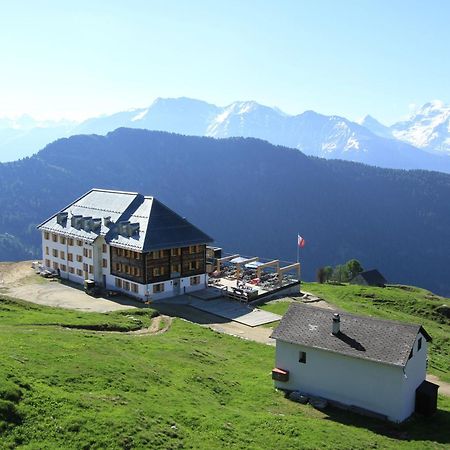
[297, 234, 299, 263]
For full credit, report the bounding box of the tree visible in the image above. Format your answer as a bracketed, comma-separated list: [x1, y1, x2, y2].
[323, 266, 333, 282]
[346, 259, 363, 280]
[332, 264, 348, 283]
[316, 267, 326, 284]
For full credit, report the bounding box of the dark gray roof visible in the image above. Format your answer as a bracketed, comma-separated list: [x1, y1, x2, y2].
[38, 188, 213, 251]
[271, 303, 431, 367]
[351, 269, 387, 286]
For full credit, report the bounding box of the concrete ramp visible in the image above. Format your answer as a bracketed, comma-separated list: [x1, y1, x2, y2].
[189, 298, 280, 327]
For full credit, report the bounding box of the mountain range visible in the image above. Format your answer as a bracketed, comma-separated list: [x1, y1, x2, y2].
[1, 98, 450, 172]
[0, 129, 449, 296]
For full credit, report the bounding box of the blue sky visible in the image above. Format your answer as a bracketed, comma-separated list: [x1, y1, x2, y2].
[1, 0, 449, 124]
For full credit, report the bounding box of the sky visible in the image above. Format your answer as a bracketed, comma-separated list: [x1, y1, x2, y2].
[0, 0, 449, 124]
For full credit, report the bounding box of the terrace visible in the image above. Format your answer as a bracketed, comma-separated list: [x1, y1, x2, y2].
[206, 252, 301, 303]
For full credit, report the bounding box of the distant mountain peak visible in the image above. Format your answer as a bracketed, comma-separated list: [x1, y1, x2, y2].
[392, 100, 450, 154]
[357, 114, 392, 139]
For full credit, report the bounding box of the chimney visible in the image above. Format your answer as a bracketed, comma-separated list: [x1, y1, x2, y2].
[103, 216, 112, 227]
[332, 313, 340, 335]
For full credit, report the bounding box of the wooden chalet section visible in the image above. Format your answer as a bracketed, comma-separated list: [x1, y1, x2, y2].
[110, 244, 206, 285]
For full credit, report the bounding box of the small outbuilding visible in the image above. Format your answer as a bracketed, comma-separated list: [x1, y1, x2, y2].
[350, 269, 387, 287]
[271, 303, 435, 422]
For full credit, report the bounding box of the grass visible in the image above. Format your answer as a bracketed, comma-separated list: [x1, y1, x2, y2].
[0, 295, 158, 332]
[0, 294, 449, 448]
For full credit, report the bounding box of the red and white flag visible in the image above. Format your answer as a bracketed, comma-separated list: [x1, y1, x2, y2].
[297, 234, 305, 248]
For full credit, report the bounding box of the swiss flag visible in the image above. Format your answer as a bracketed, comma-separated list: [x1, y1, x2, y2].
[298, 234, 305, 248]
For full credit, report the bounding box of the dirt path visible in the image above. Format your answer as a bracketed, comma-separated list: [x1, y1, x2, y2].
[127, 315, 173, 336]
[1, 261, 139, 312]
[426, 374, 450, 397]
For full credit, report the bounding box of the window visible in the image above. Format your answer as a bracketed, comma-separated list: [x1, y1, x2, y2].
[189, 261, 199, 271]
[134, 252, 140, 260]
[52, 262, 59, 270]
[60, 264, 67, 272]
[77, 239, 83, 246]
[153, 267, 165, 277]
[299, 351, 307, 364]
[44, 231, 50, 240]
[125, 250, 131, 258]
[52, 249, 58, 257]
[102, 258, 107, 268]
[69, 267, 74, 274]
[131, 283, 138, 293]
[88, 249, 92, 258]
[151, 250, 167, 259]
[68, 253, 73, 262]
[123, 281, 130, 291]
[153, 283, 164, 293]
[190, 276, 201, 286]
[45, 259, 50, 267]
[188, 245, 196, 254]
[59, 236, 66, 244]
[76, 255, 82, 262]
[171, 264, 181, 274]
[68, 238, 74, 246]
[133, 267, 140, 276]
[83, 248, 88, 257]
[83, 263, 88, 272]
[102, 244, 107, 253]
[60, 251, 65, 259]
[52, 233, 58, 242]
[171, 248, 181, 257]
[45, 246, 49, 255]
[115, 262, 121, 272]
[418, 337, 422, 351]
[76, 269, 83, 276]
[115, 278, 122, 288]
[89, 265, 93, 274]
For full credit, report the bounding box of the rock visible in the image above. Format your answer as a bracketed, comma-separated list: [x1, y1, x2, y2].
[289, 391, 309, 404]
[309, 396, 328, 410]
[436, 305, 450, 319]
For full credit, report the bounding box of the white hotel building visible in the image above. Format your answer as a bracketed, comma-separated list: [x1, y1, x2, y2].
[38, 188, 213, 301]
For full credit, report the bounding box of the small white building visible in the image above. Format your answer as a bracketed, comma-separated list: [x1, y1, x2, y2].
[271, 303, 435, 422]
[37, 188, 213, 301]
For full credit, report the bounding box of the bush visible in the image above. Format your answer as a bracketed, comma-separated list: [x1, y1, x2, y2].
[0, 399, 23, 424]
[0, 383, 23, 403]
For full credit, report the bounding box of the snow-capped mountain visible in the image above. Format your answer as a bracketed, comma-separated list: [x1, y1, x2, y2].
[391, 100, 450, 155]
[1, 97, 450, 173]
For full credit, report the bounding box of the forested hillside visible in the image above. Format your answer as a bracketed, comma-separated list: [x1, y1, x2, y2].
[0, 129, 449, 295]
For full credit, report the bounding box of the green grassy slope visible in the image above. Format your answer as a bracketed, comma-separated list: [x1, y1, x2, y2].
[0, 294, 449, 449]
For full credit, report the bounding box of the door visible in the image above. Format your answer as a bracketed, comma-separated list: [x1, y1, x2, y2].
[173, 279, 180, 296]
